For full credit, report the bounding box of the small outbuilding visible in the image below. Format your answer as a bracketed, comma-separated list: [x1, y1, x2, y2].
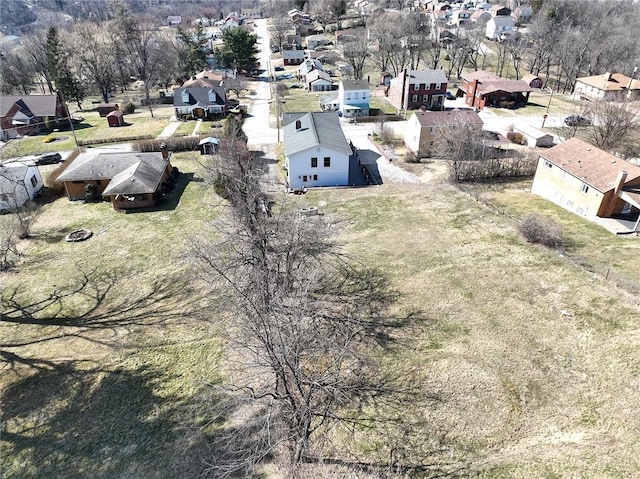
[521, 74, 543, 89]
[513, 124, 554, 148]
[97, 103, 119, 117]
[198, 137, 220, 155]
[106, 109, 125, 127]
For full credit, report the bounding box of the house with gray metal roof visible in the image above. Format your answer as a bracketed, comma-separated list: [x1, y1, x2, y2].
[283, 112, 354, 191]
[56, 149, 173, 210]
[173, 86, 227, 120]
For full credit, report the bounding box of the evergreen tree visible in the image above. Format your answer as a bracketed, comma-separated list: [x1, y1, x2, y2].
[214, 27, 258, 73]
[176, 24, 208, 78]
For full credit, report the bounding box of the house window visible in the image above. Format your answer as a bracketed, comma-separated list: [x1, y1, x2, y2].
[544, 160, 552, 168]
[72, 181, 84, 184]
[409, 84, 415, 91]
[580, 183, 589, 194]
[324, 157, 331, 167]
[303, 175, 308, 182]
[311, 157, 318, 167]
[346, 93, 351, 100]
[419, 83, 425, 90]
[436, 83, 441, 90]
[566, 200, 573, 207]
[411, 95, 418, 103]
[313, 174, 318, 181]
[30, 175, 38, 188]
[362, 92, 366, 99]
[423, 94, 429, 101]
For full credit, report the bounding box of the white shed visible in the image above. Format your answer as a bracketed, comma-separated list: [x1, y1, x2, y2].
[0, 160, 43, 211]
[514, 124, 554, 148]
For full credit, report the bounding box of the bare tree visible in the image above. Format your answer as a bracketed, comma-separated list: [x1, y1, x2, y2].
[190, 139, 397, 475]
[342, 32, 369, 80]
[584, 99, 640, 157]
[114, 15, 171, 117]
[0, 217, 21, 271]
[224, 75, 248, 99]
[269, 15, 291, 53]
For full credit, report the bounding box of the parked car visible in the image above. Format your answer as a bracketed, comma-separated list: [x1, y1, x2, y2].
[274, 66, 284, 71]
[289, 84, 302, 89]
[445, 91, 456, 100]
[35, 152, 62, 165]
[564, 115, 591, 127]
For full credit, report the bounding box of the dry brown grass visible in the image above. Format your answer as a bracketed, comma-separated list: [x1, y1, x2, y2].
[2, 156, 640, 477]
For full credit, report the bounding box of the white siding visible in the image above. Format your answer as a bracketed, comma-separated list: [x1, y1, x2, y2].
[287, 145, 350, 190]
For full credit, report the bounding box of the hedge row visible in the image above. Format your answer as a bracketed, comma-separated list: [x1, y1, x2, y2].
[134, 135, 210, 153]
[77, 135, 154, 146]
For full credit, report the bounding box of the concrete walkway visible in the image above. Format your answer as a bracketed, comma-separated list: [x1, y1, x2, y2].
[157, 121, 181, 138]
[191, 119, 203, 137]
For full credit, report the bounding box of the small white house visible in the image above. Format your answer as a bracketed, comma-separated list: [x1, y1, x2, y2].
[0, 160, 43, 212]
[513, 124, 554, 148]
[338, 79, 370, 118]
[306, 34, 331, 50]
[486, 16, 515, 40]
[283, 112, 353, 191]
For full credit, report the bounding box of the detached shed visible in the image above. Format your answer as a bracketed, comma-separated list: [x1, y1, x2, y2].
[198, 137, 220, 155]
[97, 103, 119, 117]
[107, 109, 125, 127]
[514, 124, 554, 147]
[521, 73, 543, 89]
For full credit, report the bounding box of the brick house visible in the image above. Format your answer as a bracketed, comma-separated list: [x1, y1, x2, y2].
[388, 69, 448, 112]
[460, 70, 532, 110]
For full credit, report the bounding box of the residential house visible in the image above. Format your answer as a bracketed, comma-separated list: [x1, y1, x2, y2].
[306, 34, 331, 50]
[306, 70, 333, 92]
[404, 109, 483, 157]
[96, 103, 119, 117]
[0, 93, 69, 141]
[512, 5, 533, 23]
[240, 7, 262, 19]
[486, 15, 515, 40]
[521, 73, 544, 89]
[298, 58, 323, 78]
[166, 15, 182, 26]
[490, 5, 511, 17]
[307, 50, 340, 65]
[513, 124, 553, 148]
[379, 72, 393, 86]
[283, 49, 305, 65]
[283, 112, 354, 190]
[531, 138, 640, 233]
[573, 72, 640, 101]
[173, 86, 227, 120]
[339, 80, 370, 118]
[451, 9, 472, 27]
[56, 149, 173, 210]
[0, 160, 43, 212]
[471, 10, 491, 24]
[460, 70, 532, 109]
[388, 69, 448, 112]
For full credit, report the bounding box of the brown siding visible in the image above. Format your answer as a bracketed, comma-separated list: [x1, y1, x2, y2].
[63, 180, 109, 200]
[111, 193, 155, 210]
[597, 177, 640, 217]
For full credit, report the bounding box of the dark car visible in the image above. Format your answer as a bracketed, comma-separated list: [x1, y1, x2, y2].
[564, 115, 591, 127]
[35, 152, 62, 165]
[445, 91, 456, 100]
[274, 66, 284, 71]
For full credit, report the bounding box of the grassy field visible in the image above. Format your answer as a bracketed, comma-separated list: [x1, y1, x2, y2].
[2, 152, 640, 477]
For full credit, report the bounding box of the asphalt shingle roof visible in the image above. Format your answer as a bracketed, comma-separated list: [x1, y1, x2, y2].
[0, 94, 59, 117]
[540, 138, 640, 192]
[283, 112, 351, 157]
[173, 86, 226, 107]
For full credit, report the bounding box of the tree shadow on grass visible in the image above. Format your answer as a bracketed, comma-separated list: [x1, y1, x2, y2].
[0, 363, 211, 479]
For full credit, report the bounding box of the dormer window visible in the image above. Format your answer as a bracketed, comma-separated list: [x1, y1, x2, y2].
[181, 90, 189, 103]
[208, 90, 217, 103]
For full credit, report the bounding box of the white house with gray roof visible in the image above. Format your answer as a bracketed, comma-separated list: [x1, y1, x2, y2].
[339, 79, 370, 118]
[0, 160, 43, 212]
[283, 112, 353, 190]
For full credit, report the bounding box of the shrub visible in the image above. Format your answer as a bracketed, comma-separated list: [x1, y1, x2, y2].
[506, 131, 526, 145]
[518, 213, 563, 248]
[123, 102, 136, 114]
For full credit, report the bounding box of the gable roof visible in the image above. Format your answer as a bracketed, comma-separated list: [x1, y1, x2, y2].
[173, 86, 226, 107]
[463, 70, 500, 82]
[540, 138, 640, 193]
[307, 70, 332, 83]
[405, 69, 448, 85]
[340, 79, 369, 91]
[283, 49, 305, 59]
[0, 94, 59, 117]
[57, 151, 169, 195]
[283, 112, 351, 157]
[576, 72, 640, 92]
[479, 79, 532, 94]
[412, 109, 483, 127]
